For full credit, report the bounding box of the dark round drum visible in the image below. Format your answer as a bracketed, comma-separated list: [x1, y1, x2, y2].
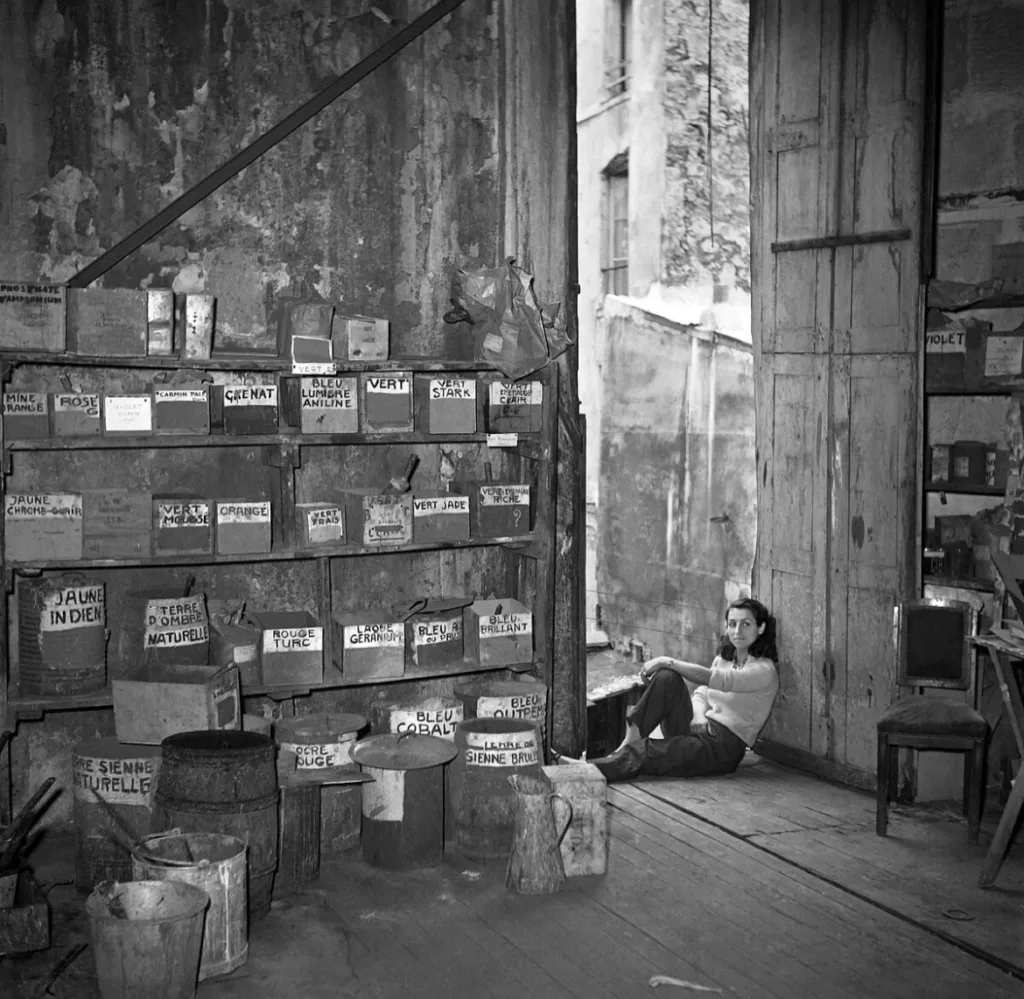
[152, 731, 278, 921]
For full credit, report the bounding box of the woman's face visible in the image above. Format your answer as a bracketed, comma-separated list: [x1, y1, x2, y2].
[726, 608, 765, 654]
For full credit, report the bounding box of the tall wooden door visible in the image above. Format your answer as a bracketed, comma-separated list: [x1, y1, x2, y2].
[751, 0, 926, 784]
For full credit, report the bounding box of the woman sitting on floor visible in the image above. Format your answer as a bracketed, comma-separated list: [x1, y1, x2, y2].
[578, 597, 780, 784]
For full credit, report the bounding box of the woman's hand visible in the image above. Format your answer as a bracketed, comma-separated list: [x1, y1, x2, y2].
[639, 656, 676, 683]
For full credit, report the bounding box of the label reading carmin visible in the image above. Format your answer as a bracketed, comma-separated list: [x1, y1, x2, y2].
[342, 623, 403, 648]
[479, 485, 530, 506]
[158, 502, 210, 528]
[281, 741, 351, 769]
[104, 396, 152, 433]
[263, 627, 323, 654]
[413, 496, 470, 516]
[477, 691, 545, 720]
[154, 389, 207, 403]
[429, 378, 476, 400]
[53, 394, 100, 416]
[490, 382, 543, 407]
[3, 392, 47, 415]
[412, 617, 462, 646]
[365, 376, 409, 394]
[478, 613, 532, 638]
[73, 754, 159, 805]
[301, 377, 357, 409]
[40, 585, 105, 632]
[222, 385, 277, 407]
[217, 502, 271, 524]
[462, 728, 539, 768]
[391, 705, 463, 739]
[5, 494, 82, 519]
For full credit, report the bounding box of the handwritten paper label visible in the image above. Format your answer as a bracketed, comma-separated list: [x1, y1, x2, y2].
[985, 337, 1024, 377]
[281, 741, 351, 769]
[429, 378, 476, 400]
[53, 394, 100, 416]
[463, 728, 539, 768]
[413, 496, 470, 517]
[292, 362, 337, 376]
[390, 705, 463, 739]
[364, 496, 410, 544]
[0, 283, 64, 346]
[479, 485, 530, 506]
[366, 376, 410, 395]
[925, 330, 966, 354]
[479, 613, 532, 638]
[154, 389, 207, 404]
[477, 691, 545, 720]
[144, 596, 208, 648]
[486, 433, 518, 447]
[0, 282, 63, 310]
[3, 392, 47, 415]
[73, 753, 159, 805]
[490, 381, 543, 407]
[217, 502, 271, 524]
[222, 385, 277, 407]
[40, 584, 105, 632]
[412, 616, 462, 647]
[343, 622, 404, 648]
[6, 494, 82, 519]
[158, 502, 210, 529]
[263, 627, 323, 654]
[301, 377, 357, 409]
[104, 395, 153, 433]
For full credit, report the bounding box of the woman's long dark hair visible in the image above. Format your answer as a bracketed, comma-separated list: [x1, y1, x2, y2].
[717, 597, 779, 663]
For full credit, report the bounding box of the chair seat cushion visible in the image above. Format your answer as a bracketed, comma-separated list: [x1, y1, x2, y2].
[877, 698, 987, 737]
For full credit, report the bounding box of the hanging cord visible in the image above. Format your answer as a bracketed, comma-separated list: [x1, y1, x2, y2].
[707, 0, 715, 253]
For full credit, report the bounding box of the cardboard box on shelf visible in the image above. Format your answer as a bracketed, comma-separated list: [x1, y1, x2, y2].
[296, 502, 346, 548]
[4, 493, 83, 562]
[255, 610, 324, 686]
[487, 380, 543, 433]
[332, 315, 389, 361]
[334, 608, 405, 681]
[464, 598, 533, 667]
[414, 375, 478, 434]
[294, 376, 359, 434]
[3, 392, 49, 439]
[215, 499, 272, 554]
[66, 288, 148, 357]
[153, 496, 213, 554]
[142, 594, 210, 669]
[216, 384, 279, 435]
[361, 372, 412, 431]
[82, 490, 152, 558]
[412, 492, 470, 543]
[405, 597, 470, 669]
[50, 392, 101, 437]
[112, 664, 240, 746]
[453, 479, 532, 538]
[152, 385, 210, 435]
[0, 281, 65, 353]
[341, 489, 413, 547]
[147, 289, 175, 356]
[183, 294, 214, 359]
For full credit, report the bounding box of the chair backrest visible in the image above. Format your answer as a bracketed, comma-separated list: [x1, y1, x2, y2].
[893, 598, 978, 692]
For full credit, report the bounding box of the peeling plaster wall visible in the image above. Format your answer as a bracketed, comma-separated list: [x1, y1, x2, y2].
[596, 300, 755, 665]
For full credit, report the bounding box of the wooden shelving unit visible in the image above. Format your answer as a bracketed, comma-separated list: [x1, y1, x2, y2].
[923, 482, 1005, 496]
[1, 353, 558, 727]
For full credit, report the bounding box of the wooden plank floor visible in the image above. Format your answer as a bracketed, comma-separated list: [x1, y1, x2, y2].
[4, 758, 1023, 998]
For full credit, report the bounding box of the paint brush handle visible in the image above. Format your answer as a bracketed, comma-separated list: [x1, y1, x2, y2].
[0, 777, 56, 869]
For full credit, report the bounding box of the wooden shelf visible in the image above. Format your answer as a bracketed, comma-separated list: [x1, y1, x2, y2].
[925, 385, 1021, 396]
[5, 534, 541, 572]
[7, 658, 532, 718]
[923, 574, 996, 593]
[1, 353, 497, 372]
[924, 482, 1005, 496]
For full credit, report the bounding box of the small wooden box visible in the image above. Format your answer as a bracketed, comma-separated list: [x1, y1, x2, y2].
[414, 375, 478, 434]
[183, 294, 214, 359]
[50, 392, 101, 436]
[152, 386, 210, 435]
[4, 494, 83, 562]
[342, 490, 413, 547]
[147, 289, 175, 356]
[83, 490, 152, 558]
[412, 492, 470, 543]
[219, 384, 279, 435]
[67, 288, 148, 356]
[487, 380, 543, 433]
[333, 315, 389, 361]
[3, 392, 49, 439]
[143, 594, 210, 668]
[541, 762, 609, 877]
[297, 502, 346, 548]
[0, 282, 65, 352]
[215, 500, 272, 554]
[112, 664, 240, 746]
[103, 394, 153, 436]
[0, 872, 49, 956]
[464, 598, 533, 667]
[455, 481, 532, 538]
[405, 598, 469, 669]
[335, 609, 405, 681]
[297, 376, 358, 434]
[362, 372, 412, 431]
[278, 299, 334, 356]
[255, 610, 324, 686]
[153, 497, 213, 554]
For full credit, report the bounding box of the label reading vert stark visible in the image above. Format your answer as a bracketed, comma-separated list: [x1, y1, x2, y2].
[263, 627, 323, 654]
[3, 392, 47, 415]
[479, 613, 532, 638]
[343, 623, 403, 648]
[40, 585, 105, 632]
[5, 494, 82, 519]
[217, 502, 271, 524]
[223, 385, 277, 407]
[430, 378, 476, 401]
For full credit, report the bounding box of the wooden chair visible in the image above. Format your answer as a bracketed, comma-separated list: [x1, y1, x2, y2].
[876, 598, 987, 842]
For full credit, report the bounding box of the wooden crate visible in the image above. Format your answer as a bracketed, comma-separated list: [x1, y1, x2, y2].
[50, 392, 101, 436]
[414, 375, 478, 434]
[82, 490, 152, 558]
[255, 610, 324, 686]
[2, 392, 49, 439]
[541, 762, 609, 877]
[333, 315, 389, 361]
[66, 288, 148, 356]
[334, 609, 405, 681]
[4, 493, 83, 561]
[0, 282, 65, 352]
[113, 664, 240, 746]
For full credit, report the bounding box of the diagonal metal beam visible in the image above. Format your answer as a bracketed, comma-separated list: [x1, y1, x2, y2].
[68, 0, 471, 288]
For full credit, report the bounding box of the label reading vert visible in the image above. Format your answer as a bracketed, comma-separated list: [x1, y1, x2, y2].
[264, 627, 323, 654]
[479, 485, 530, 506]
[479, 613, 532, 638]
[223, 385, 277, 407]
[429, 378, 476, 401]
[343, 623, 404, 648]
[3, 392, 47, 415]
[5, 494, 82, 519]
[40, 585, 105, 632]
[217, 502, 271, 524]
[413, 496, 470, 516]
[366, 376, 410, 394]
